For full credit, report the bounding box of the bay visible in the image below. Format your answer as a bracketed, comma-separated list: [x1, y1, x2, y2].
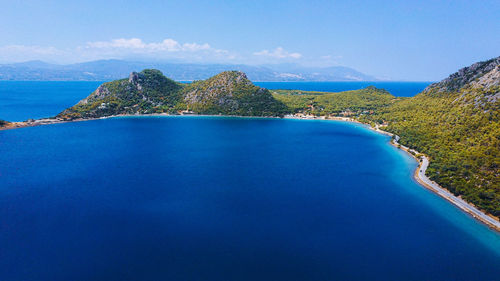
[0, 116, 499, 281]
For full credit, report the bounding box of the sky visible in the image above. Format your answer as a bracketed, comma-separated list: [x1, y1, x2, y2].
[0, 0, 499, 81]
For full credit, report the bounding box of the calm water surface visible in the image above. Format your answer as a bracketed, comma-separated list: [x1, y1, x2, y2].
[0, 116, 499, 281]
[0, 81, 102, 121]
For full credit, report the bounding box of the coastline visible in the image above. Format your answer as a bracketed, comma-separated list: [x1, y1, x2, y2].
[368, 125, 500, 232]
[2, 113, 499, 232]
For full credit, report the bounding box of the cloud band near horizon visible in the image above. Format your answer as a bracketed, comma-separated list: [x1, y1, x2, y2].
[0, 38, 316, 65]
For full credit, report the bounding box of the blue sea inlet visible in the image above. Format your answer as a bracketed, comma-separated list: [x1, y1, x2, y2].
[0, 116, 499, 281]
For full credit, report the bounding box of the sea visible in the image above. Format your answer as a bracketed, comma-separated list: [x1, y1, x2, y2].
[0, 81, 499, 281]
[0, 81, 430, 122]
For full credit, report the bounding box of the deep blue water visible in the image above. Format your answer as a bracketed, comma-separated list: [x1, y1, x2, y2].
[0, 81, 430, 122]
[0, 81, 102, 122]
[0, 116, 499, 281]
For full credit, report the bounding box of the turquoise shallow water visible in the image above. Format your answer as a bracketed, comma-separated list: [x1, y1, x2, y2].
[0, 116, 499, 281]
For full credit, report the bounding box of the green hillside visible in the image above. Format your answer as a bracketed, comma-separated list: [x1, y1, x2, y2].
[58, 69, 184, 119]
[183, 71, 288, 116]
[59, 70, 287, 119]
[272, 86, 399, 117]
[365, 57, 500, 216]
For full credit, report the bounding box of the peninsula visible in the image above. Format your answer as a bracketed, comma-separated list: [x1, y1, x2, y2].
[1, 57, 499, 230]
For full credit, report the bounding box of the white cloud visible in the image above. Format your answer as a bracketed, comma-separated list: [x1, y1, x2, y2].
[0, 39, 306, 65]
[84, 38, 212, 53]
[182, 42, 211, 51]
[0, 38, 236, 64]
[77, 38, 235, 62]
[253, 47, 302, 59]
[320, 55, 343, 60]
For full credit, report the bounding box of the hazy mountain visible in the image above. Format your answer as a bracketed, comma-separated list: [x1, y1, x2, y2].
[0, 60, 377, 82]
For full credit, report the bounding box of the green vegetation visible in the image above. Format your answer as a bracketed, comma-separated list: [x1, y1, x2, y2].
[360, 57, 500, 217]
[272, 86, 399, 117]
[363, 85, 500, 216]
[183, 71, 288, 116]
[58, 69, 184, 119]
[59, 70, 287, 119]
[60, 69, 394, 121]
[0, 120, 9, 127]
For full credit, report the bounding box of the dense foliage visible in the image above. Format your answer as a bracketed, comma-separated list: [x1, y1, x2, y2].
[363, 85, 500, 216]
[272, 86, 398, 117]
[59, 70, 287, 119]
[184, 71, 288, 116]
[0, 120, 9, 127]
[360, 57, 500, 217]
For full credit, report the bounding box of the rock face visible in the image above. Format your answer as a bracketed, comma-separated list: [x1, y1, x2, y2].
[77, 84, 111, 105]
[470, 64, 500, 91]
[128, 71, 141, 83]
[420, 56, 500, 108]
[424, 56, 500, 93]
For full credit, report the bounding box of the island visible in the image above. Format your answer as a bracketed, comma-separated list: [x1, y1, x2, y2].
[1, 56, 499, 231]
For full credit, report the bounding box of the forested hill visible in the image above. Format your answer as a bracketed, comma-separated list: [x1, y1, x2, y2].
[58, 69, 185, 119]
[58, 70, 288, 119]
[183, 71, 288, 116]
[366, 57, 500, 217]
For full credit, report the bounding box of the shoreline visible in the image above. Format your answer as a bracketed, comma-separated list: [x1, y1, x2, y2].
[1, 113, 499, 232]
[369, 125, 500, 232]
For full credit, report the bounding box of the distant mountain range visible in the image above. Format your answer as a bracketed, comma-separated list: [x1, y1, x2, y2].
[0, 60, 377, 82]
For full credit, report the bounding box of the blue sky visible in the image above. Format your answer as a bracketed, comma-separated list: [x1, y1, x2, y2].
[0, 0, 499, 80]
